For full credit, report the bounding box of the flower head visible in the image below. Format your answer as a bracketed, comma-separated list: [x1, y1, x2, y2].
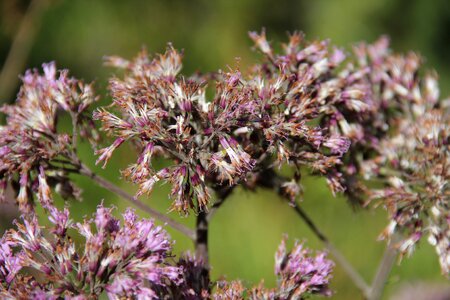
[95, 32, 363, 214]
[0, 63, 98, 212]
[1, 203, 182, 298]
[275, 236, 334, 298]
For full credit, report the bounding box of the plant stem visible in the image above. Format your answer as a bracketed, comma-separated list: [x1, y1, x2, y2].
[195, 210, 209, 264]
[194, 186, 234, 291]
[291, 204, 371, 297]
[194, 211, 211, 295]
[71, 112, 79, 150]
[0, 0, 50, 101]
[368, 237, 398, 300]
[78, 163, 196, 240]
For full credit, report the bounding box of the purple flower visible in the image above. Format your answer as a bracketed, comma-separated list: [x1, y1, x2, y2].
[0, 238, 24, 284]
[323, 135, 351, 156]
[0, 63, 98, 212]
[1, 203, 182, 298]
[275, 236, 334, 298]
[94, 34, 367, 214]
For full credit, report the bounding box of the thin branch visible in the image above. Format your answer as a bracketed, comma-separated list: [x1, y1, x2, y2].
[71, 112, 79, 150]
[291, 204, 371, 297]
[0, 0, 50, 101]
[368, 237, 398, 300]
[78, 163, 196, 240]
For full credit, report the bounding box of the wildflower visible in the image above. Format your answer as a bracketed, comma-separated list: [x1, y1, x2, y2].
[210, 153, 236, 184]
[167, 253, 211, 299]
[95, 33, 363, 214]
[249, 29, 273, 59]
[213, 281, 245, 300]
[275, 236, 334, 298]
[367, 109, 450, 275]
[0, 203, 182, 298]
[212, 237, 334, 300]
[169, 165, 192, 213]
[191, 173, 210, 210]
[0, 63, 98, 212]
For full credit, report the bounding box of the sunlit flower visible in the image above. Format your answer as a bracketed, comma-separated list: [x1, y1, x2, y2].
[0, 203, 182, 298]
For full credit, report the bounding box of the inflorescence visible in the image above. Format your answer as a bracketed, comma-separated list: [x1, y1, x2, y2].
[0, 30, 448, 298]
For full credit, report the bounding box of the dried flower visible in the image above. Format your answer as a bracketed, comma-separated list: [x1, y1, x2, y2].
[366, 109, 450, 275]
[95, 32, 361, 214]
[327, 36, 450, 275]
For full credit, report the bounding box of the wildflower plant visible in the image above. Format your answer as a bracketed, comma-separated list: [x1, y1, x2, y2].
[0, 30, 448, 299]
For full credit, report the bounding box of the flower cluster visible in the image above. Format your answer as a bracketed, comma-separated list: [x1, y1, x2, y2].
[324, 37, 450, 274]
[212, 237, 334, 300]
[1, 206, 332, 300]
[329, 37, 439, 203]
[1, 30, 448, 298]
[0, 203, 182, 299]
[0, 63, 98, 212]
[93, 32, 450, 274]
[94, 32, 371, 214]
[248, 33, 450, 275]
[274, 237, 334, 298]
[365, 109, 450, 274]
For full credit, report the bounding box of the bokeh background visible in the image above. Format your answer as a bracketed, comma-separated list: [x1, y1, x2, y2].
[1, 0, 449, 299]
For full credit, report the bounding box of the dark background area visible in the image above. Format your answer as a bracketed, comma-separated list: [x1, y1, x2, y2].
[1, 0, 449, 298]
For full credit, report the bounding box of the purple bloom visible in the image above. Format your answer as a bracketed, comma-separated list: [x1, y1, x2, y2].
[275, 236, 334, 298]
[94, 34, 365, 214]
[323, 135, 351, 156]
[1, 203, 182, 298]
[0, 63, 98, 212]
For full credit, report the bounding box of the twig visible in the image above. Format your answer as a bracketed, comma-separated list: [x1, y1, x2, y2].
[291, 204, 371, 297]
[78, 163, 196, 240]
[0, 0, 50, 101]
[71, 112, 79, 150]
[368, 237, 398, 300]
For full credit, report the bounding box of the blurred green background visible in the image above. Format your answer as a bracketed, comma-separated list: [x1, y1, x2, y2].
[1, 0, 449, 299]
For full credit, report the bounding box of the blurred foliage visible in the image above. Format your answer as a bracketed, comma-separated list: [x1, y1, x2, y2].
[0, 0, 449, 298]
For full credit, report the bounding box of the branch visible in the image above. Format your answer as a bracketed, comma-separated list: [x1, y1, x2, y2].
[71, 112, 79, 150]
[257, 169, 371, 297]
[78, 163, 196, 240]
[368, 237, 398, 300]
[195, 185, 234, 292]
[195, 211, 209, 278]
[0, 0, 50, 101]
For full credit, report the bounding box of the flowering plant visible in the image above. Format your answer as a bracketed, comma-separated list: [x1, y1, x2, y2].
[0, 30, 448, 299]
